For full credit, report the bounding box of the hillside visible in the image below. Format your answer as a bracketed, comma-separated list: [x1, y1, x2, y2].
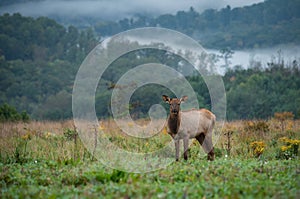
[0, 1, 300, 120]
[93, 0, 300, 49]
[0, 14, 97, 119]
[1, 0, 300, 49]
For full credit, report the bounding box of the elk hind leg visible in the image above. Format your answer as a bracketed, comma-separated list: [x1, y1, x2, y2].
[204, 134, 214, 161]
[196, 133, 214, 161]
[196, 133, 205, 145]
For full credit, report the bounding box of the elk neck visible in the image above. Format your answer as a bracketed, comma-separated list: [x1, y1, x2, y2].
[168, 112, 181, 134]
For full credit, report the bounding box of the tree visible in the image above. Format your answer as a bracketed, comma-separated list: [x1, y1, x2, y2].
[219, 48, 234, 70]
[0, 103, 29, 122]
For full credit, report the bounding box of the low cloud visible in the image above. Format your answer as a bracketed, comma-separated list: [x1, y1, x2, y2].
[0, 0, 264, 21]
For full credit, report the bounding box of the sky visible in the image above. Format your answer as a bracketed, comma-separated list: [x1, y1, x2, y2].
[0, 0, 265, 21]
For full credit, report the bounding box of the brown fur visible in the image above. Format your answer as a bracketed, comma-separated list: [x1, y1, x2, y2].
[168, 114, 180, 136]
[162, 95, 215, 161]
[200, 108, 215, 120]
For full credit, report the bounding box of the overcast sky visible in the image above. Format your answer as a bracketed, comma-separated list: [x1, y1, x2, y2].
[0, 0, 265, 20]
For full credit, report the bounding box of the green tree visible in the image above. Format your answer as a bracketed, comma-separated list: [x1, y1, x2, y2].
[0, 103, 29, 122]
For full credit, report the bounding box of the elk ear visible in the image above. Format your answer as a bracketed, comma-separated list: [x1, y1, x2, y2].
[180, 96, 188, 103]
[162, 95, 170, 103]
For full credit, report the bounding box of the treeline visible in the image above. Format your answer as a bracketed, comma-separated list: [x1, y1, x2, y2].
[0, 103, 30, 122]
[3, 57, 299, 120]
[120, 61, 300, 121]
[0, 13, 299, 121]
[0, 13, 97, 120]
[2, 0, 300, 50]
[224, 62, 300, 120]
[0, 13, 97, 62]
[1, 0, 300, 50]
[94, 0, 300, 49]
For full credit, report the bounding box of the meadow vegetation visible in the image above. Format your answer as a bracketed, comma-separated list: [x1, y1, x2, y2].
[0, 113, 299, 198]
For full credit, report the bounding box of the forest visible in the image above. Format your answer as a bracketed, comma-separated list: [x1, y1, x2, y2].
[92, 0, 300, 49]
[0, 0, 300, 121]
[2, 0, 300, 49]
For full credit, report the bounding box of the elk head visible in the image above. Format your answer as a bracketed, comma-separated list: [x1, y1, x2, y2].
[162, 95, 188, 116]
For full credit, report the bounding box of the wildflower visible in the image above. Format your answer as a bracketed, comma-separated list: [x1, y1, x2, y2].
[21, 133, 31, 140]
[250, 141, 266, 148]
[279, 137, 300, 146]
[162, 127, 168, 135]
[278, 137, 299, 159]
[45, 132, 52, 139]
[99, 124, 105, 131]
[279, 137, 289, 143]
[280, 145, 291, 152]
[289, 139, 300, 145]
[256, 146, 264, 154]
[250, 141, 266, 157]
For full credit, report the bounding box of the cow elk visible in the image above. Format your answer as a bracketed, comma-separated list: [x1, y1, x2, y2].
[162, 95, 215, 161]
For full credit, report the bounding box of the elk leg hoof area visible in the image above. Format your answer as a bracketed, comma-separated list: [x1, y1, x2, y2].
[184, 152, 188, 160]
[207, 149, 215, 161]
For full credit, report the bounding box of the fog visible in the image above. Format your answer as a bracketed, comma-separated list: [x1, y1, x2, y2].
[208, 45, 300, 74]
[3, 0, 297, 75]
[0, 0, 264, 20]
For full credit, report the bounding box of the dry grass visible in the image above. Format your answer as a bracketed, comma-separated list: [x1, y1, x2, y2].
[0, 120, 73, 138]
[0, 120, 86, 163]
[215, 119, 300, 158]
[0, 118, 299, 163]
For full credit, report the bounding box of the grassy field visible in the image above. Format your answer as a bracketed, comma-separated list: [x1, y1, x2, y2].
[0, 118, 299, 198]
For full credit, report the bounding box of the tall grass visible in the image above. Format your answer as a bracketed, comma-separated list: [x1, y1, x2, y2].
[0, 118, 299, 164]
[0, 120, 89, 164]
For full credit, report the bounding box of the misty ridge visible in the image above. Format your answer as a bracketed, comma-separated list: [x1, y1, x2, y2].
[1, 1, 299, 49]
[1, 0, 299, 69]
[1, 0, 299, 53]
[0, 0, 264, 21]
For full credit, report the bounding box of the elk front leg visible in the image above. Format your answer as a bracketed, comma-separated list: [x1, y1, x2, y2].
[175, 139, 180, 161]
[183, 137, 189, 160]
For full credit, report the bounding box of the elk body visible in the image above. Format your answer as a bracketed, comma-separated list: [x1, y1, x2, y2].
[162, 95, 215, 161]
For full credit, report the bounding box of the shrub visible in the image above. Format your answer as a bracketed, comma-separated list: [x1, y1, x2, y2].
[274, 112, 294, 132]
[244, 120, 269, 134]
[63, 128, 78, 141]
[0, 103, 30, 122]
[250, 141, 266, 158]
[276, 137, 300, 159]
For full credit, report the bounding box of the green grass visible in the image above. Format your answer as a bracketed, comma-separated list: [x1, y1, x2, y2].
[0, 120, 299, 198]
[1, 157, 299, 198]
